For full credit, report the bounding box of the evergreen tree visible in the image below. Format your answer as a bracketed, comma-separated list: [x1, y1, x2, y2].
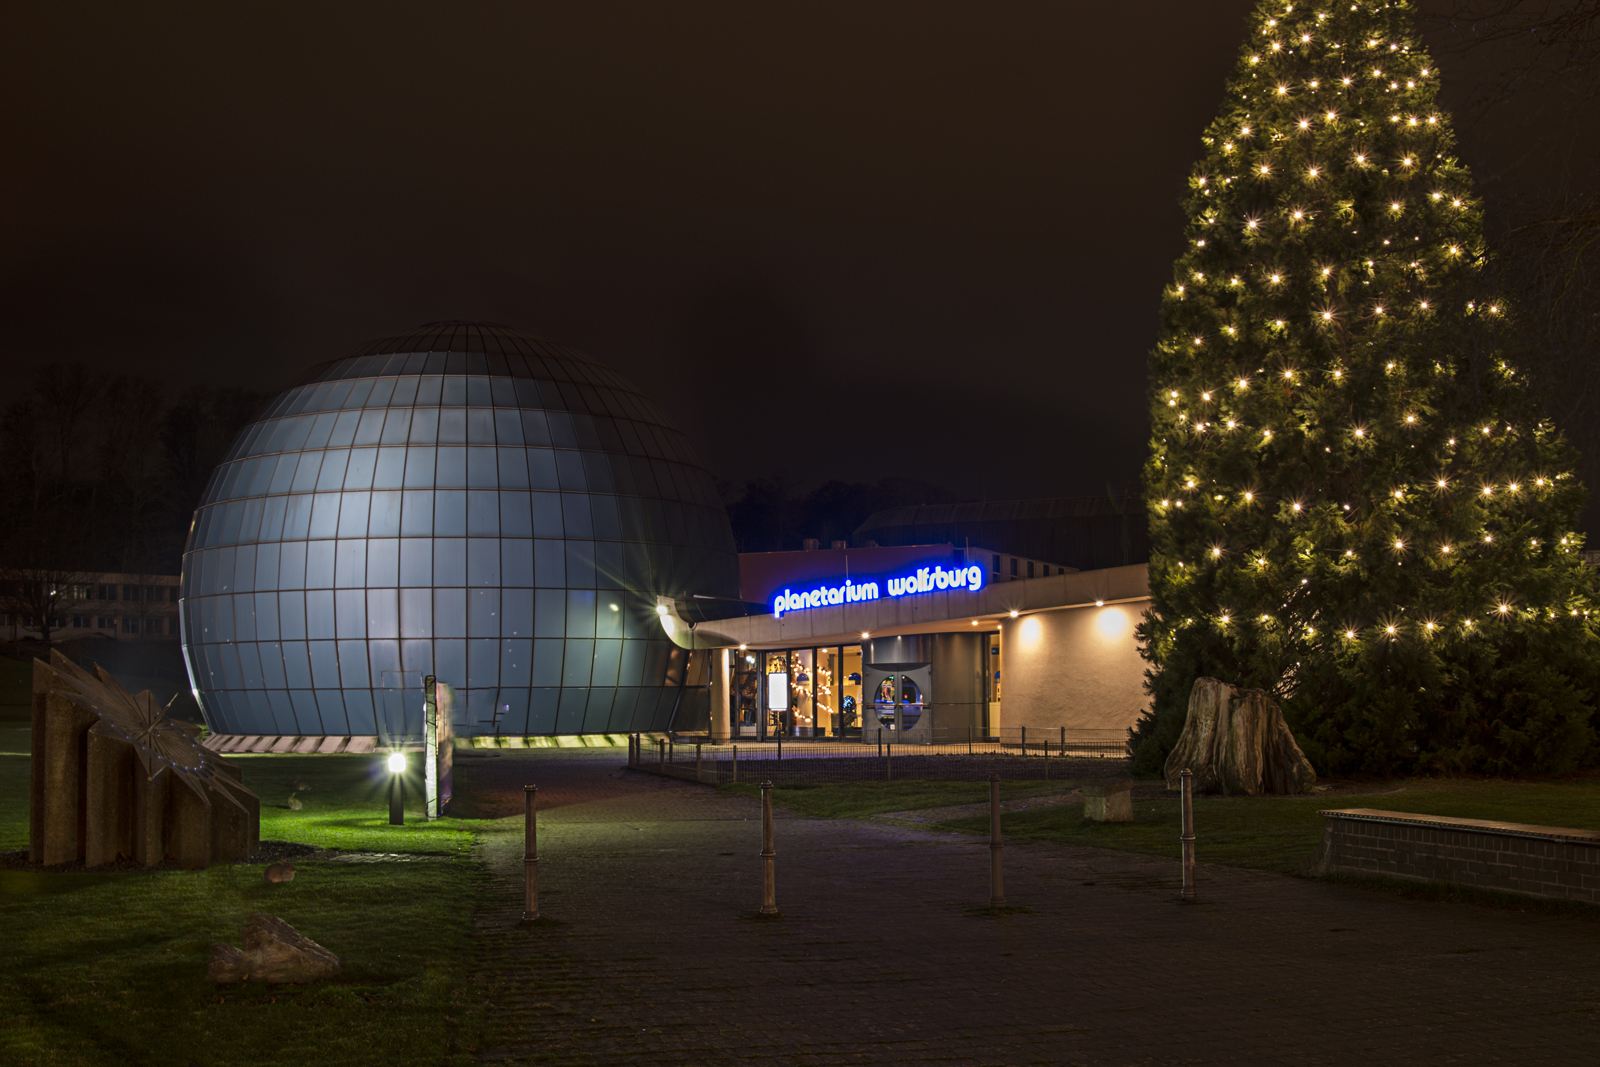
[1132, 0, 1600, 777]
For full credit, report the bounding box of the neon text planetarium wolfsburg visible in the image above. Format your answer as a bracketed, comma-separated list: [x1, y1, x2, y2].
[184, 322, 1153, 748]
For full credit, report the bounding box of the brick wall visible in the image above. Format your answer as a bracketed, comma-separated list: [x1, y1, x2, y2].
[1304, 808, 1600, 904]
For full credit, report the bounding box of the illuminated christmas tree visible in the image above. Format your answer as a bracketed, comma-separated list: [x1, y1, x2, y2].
[1131, 0, 1600, 776]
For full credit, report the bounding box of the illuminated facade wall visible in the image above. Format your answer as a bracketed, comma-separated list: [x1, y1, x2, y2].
[996, 602, 1147, 733]
[181, 322, 738, 738]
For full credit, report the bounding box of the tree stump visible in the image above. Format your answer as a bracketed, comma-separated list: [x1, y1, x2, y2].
[1163, 677, 1316, 795]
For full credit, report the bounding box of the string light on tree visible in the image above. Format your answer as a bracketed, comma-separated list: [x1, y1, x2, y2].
[1134, 0, 1598, 779]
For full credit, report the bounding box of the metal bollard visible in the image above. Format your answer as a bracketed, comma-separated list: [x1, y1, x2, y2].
[760, 779, 778, 915]
[968, 724, 973, 756]
[696, 742, 703, 783]
[669, 737, 675, 764]
[657, 737, 664, 770]
[523, 784, 539, 920]
[777, 737, 782, 762]
[989, 773, 1005, 905]
[885, 742, 892, 781]
[732, 744, 738, 783]
[1180, 768, 1196, 903]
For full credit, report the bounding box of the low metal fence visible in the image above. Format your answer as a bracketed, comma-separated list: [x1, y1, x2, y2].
[627, 734, 1128, 786]
[926, 726, 1128, 759]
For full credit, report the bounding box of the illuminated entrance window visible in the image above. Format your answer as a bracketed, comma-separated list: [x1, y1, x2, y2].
[735, 645, 862, 740]
[734, 648, 760, 737]
[841, 645, 862, 733]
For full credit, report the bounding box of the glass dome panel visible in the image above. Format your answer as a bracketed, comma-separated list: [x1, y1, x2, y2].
[182, 323, 737, 739]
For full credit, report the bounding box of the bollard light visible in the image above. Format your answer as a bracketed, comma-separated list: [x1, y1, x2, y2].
[387, 751, 406, 826]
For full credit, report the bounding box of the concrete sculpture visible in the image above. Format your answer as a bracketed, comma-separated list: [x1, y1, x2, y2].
[30, 650, 259, 868]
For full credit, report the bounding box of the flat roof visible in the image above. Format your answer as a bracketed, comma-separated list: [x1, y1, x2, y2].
[682, 563, 1149, 650]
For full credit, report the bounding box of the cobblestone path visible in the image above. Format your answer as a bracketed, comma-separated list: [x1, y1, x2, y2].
[460, 750, 1600, 1066]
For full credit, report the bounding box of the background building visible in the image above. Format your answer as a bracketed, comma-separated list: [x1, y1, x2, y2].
[853, 495, 1149, 572]
[2, 573, 181, 643]
[180, 322, 739, 740]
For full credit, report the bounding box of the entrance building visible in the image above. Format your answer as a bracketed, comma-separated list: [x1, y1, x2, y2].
[663, 544, 1150, 743]
[732, 633, 1001, 741]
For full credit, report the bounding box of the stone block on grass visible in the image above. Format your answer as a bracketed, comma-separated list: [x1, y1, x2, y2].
[209, 914, 341, 985]
[1082, 779, 1134, 822]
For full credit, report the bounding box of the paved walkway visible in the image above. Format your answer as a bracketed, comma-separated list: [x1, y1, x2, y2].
[460, 750, 1600, 1066]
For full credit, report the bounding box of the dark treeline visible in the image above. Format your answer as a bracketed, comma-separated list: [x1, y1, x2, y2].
[1, 362, 272, 578]
[721, 476, 965, 553]
[1427, 0, 1600, 532]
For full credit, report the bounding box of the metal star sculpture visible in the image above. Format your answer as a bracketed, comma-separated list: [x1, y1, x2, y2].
[47, 650, 255, 813]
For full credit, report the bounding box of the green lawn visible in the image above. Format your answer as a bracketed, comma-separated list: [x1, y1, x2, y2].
[937, 777, 1600, 876]
[0, 654, 31, 711]
[721, 773, 1600, 880]
[1, 755, 28, 851]
[0, 656, 31, 757]
[0, 752, 491, 1067]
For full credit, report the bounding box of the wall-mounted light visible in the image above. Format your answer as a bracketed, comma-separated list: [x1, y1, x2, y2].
[1096, 606, 1128, 640]
[1008, 610, 1020, 618]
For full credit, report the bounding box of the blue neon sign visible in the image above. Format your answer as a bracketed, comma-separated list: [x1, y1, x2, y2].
[772, 563, 985, 619]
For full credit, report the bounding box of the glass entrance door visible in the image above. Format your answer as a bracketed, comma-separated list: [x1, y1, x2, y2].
[870, 672, 924, 733]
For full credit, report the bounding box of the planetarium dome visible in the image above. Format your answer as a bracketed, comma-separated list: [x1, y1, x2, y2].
[180, 321, 738, 739]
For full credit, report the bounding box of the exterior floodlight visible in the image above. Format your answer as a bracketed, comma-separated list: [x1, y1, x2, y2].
[386, 751, 406, 825]
[1009, 609, 1020, 618]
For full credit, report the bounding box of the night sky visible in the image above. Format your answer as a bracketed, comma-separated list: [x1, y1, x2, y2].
[4, 1, 1587, 506]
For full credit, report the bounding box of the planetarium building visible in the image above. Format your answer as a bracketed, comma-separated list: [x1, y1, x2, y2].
[181, 322, 739, 740]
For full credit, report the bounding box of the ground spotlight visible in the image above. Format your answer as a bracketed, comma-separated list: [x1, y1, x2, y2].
[387, 751, 406, 825]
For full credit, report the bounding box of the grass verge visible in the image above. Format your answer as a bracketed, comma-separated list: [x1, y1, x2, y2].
[936, 776, 1600, 876]
[717, 778, 1071, 818]
[0, 752, 487, 1067]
